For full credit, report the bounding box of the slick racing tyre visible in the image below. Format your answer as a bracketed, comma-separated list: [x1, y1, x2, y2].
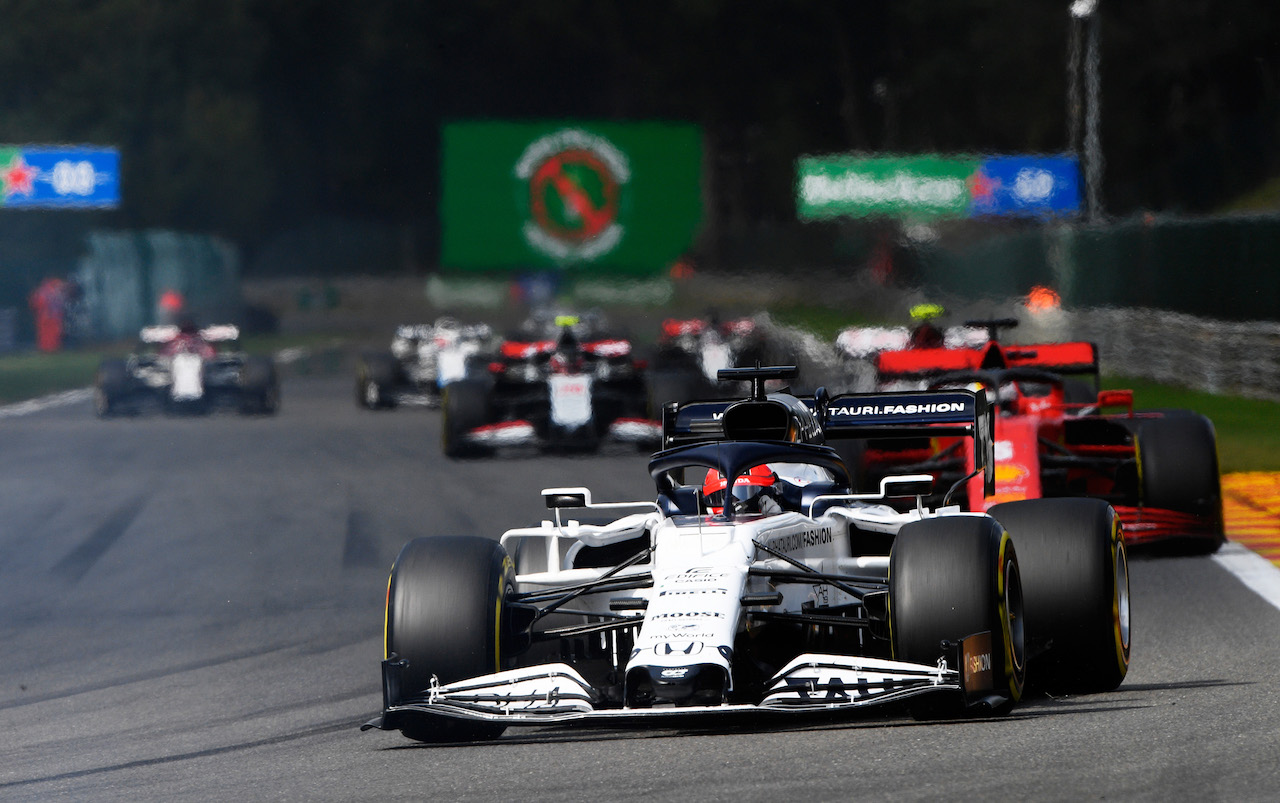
[1137, 414, 1225, 553]
[384, 536, 516, 743]
[889, 515, 1025, 716]
[356, 352, 398, 410]
[988, 498, 1130, 694]
[442, 378, 491, 458]
[240, 356, 280, 415]
[94, 358, 129, 417]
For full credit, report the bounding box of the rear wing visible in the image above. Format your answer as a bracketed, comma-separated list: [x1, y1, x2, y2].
[876, 340, 1099, 385]
[661, 388, 994, 498]
[139, 324, 239, 344]
[876, 347, 983, 378]
[821, 389, 994, 499]
[1002, 341, 1098, 376]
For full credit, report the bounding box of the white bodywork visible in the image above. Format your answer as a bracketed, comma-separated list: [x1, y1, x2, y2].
[133, 324, 243, 403]
[169, 353, 205, 401]
[391, 319, 495, 395]
[391, 481, 987, 724]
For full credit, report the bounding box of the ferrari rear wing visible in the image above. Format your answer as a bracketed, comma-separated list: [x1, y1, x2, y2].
[1003, 341, 1098, 374]
[876, 340, 1099, 384]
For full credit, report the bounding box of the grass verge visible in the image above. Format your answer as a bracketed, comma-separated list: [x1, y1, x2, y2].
[1104, 376, 1280, 474]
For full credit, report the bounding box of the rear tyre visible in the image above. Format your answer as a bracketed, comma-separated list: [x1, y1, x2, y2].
[442, 378, 492, 458]
[988, 498, 1130, 694]
[384, 536, 515, 743]
[889, 516, 1025, 716]
[94, 358, 129, 417]
[1138, 414, 1225, 553]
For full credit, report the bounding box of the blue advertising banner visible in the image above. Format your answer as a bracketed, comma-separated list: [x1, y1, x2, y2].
[0, 146, 120, 208]
[967, 155, 1080, 218]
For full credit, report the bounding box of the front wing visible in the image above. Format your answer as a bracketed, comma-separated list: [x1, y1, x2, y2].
[1114, 505, 1224, 547]
[456, 417, 661, 450]
[363, 635, 1003, 732]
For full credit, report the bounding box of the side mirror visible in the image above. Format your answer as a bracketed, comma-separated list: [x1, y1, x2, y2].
[880, 474, 934, 499]
[1095, 389, 1134, 413]
[543, 487, 591, 509]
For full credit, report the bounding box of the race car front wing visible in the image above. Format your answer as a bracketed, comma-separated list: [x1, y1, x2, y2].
[362, 632, 1002, 732]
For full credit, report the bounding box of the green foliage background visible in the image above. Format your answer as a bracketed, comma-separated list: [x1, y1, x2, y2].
[1, 1, 1276, 258]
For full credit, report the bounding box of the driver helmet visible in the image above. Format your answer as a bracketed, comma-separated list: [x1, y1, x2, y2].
[908, 302, 945, 349]
[550, 325, 584, 373]
[909, 322, 944, 349]
[702, 464, 777, 514]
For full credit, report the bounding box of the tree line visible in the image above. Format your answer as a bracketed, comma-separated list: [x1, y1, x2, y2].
[1, 0, 1275, 268]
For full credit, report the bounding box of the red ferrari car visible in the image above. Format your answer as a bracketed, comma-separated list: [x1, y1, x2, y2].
[863, 318, 1224, 552]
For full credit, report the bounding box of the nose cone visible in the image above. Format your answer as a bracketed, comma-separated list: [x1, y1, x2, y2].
[625, 663, 728, 707]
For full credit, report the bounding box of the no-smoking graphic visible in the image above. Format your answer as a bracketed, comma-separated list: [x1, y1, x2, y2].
[515, 129, 630, 262]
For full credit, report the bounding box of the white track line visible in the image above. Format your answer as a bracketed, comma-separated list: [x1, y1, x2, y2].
[1, 347, 312, 421]
[1213, 541, 1280, 614]
[0, 388, 94, 419]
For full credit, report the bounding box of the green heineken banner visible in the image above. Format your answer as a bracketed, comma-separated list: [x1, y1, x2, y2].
[796, 155, 979, 221]
[797, 154, 1083, 221]
[441, 121, 702, 275]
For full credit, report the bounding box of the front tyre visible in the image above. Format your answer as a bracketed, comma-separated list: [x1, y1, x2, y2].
[442, 379, 492, 458]
[889, 515, 1026, 716]
[988, 498, 1130, 694]
[94, 358, 129, 417]
[356, 352, 399, 410]
[384, 536, 516, 743]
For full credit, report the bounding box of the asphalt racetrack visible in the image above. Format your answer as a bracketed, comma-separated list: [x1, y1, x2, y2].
[3, 366, 1280, 802]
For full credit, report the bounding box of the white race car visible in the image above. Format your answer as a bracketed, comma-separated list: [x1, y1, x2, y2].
[363, 366, 1130, 742]
[94, 323, 279, 416]
[356, 318, 498, 409]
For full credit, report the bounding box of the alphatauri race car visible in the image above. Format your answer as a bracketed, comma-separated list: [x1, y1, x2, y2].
[356, 318, 498, 409]
[94, 323, 279, 416]
[866, 318, 1224, 552]
[440, 314, 658, 457]
[364, 366, 1129, 742]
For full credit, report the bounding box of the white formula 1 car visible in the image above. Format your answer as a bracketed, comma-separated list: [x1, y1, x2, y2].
[356, 318, 498, 409]
[363, 366, 1130, 742]
[94, 323, 279, 416]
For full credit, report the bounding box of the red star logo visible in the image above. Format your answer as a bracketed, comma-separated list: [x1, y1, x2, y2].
[967, 170, 998, 202]
[1, 155, 38, 196]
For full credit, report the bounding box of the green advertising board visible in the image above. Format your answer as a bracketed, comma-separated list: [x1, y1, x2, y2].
[796, 155, 979, 221]
[441, 121, 702, 275]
